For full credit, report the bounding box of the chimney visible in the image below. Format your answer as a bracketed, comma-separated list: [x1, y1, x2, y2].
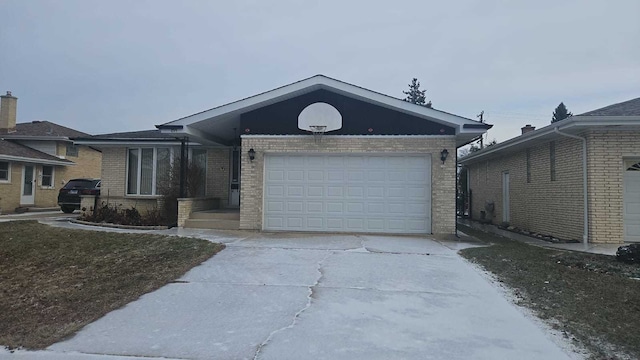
[521, 124, 535, 135]
[0, 91, 18, 133]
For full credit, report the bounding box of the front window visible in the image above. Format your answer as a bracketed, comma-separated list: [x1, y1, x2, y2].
[41, 166, 54, 187]
[66, 145, 79, 157]
[127, 148, 171, 195]
[0, 161, 9, 182]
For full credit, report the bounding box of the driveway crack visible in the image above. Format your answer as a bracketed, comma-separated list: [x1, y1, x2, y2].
[253, 251, 332, 360]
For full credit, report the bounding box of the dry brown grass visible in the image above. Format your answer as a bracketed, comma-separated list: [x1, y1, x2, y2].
[0, 221, 224, 349]
[459, 224, 640, 359]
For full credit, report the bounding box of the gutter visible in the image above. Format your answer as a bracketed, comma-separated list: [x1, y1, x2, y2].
[554, 127, 588, 247]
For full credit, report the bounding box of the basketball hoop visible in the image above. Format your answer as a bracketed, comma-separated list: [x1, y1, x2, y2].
[309, 125, 327, 144]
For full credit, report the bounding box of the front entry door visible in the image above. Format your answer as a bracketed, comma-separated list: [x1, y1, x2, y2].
[229, 149, 240, 207]
[21, 165, 35, 205]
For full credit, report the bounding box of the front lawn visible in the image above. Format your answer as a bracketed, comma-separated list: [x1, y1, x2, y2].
[0, 221, 224, 349]
[459, 224, 640, 360]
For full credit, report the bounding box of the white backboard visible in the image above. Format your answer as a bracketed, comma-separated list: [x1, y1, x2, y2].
[298, 102, 342, 132]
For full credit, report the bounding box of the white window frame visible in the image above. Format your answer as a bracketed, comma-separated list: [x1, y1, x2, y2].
[40, 165, 55, 188]
[0, 161, 10, 183]
[126, 147, 173, 196]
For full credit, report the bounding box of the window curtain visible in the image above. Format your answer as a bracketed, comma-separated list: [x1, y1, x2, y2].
[140, 148, 154, 195]
[127, 149, 139, 194]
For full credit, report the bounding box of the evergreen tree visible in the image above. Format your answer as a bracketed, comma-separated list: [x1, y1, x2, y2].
[551, 102, 572, 123]
[403, 78, 432, 108]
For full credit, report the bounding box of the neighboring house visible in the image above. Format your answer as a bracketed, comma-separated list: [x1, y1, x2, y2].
[0, 91, 102, 213]
[75, 75, 490, 234]
[459, 97, 640, 244]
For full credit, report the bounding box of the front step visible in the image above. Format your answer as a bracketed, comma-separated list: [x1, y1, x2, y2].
[183, 209, 240, 230]
[190, 209, 240, 220]
[183, 218, 240, 230]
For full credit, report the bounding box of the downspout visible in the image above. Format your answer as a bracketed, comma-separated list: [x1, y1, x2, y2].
[554, 128, 588, 247]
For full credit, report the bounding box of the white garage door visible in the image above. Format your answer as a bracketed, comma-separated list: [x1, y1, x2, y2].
[264, 154, 431, 233]
[624, 160, 640, 242]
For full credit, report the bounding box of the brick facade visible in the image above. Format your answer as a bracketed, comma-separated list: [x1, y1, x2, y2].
[97, 147, 231, 213]
[0, 143, 101, 213]
[465, 129, 640, 244]
[239, 136, 457, 234]
[466, 136, 584, 242]
[586, 130, 640, 243]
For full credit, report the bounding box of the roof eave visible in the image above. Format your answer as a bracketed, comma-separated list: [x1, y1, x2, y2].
[459, 116, 640, 164]
[0, 155, 74, 166]
[157, 75, 486, 132]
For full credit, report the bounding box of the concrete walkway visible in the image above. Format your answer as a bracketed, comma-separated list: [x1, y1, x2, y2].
[3, 221, 582, 360]
[458, 218, 621, 256]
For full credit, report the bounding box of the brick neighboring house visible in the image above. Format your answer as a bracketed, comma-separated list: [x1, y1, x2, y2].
[459, 97, 640, 244]
[75, 75, 490, 234]
[0, 92, 102, 213]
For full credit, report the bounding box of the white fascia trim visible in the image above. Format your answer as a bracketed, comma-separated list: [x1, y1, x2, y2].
[459, 115, 640, 164]
[241, 134, 456, 139]
[73, 140, 194, 147]
[0, 136, 71, 142]
[159, 75, 483, 131]
[0, 155, 74, 166]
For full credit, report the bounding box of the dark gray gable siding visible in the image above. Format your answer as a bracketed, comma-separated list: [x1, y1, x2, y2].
[240, 89, 455, 136]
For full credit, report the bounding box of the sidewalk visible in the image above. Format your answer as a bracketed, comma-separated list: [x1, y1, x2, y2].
[458, 218, 620, 256]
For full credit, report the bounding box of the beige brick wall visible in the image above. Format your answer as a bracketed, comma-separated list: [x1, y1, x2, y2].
[0, 162, 21, 213]
[99, 146, 229, 214]
[239, 136, 457, 234]
[466, 136, 584, 241]
[0, 142, 102, 212]
[101, 147, 128, 198]
[206, 148, 230, 205]
[586, 130, 640, 244]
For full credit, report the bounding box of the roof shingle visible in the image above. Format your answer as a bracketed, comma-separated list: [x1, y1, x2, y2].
[580, 97, 640, 116]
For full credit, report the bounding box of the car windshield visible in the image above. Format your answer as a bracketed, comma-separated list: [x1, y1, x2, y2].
[63, 180, 99, 189]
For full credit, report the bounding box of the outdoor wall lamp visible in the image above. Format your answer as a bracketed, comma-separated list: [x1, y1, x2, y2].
[440, 149, 449, 164]
[248, 148, 256, 161]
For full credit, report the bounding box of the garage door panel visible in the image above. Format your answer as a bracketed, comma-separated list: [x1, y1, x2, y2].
[327, 170, 344, 181]
[327, 218, 344, 229]
[347, 187, 364, 197]
[307, 202, 323, 213]
[347, 170, 365, 181]
[307, 218, 323, 229]
[327, 202, 344, 213]
[367, 187, 384, 198]
[264, 154, 431, 234]
[287, 186, 304, 197]
[267, 170, 285, 181]
[266, 185, 284, 196]
[266, 201, 284, 212]
[346, 202, 365, 213]
[307, 186, 323, 197]
[287, 202, 303, 212]
[308, 170, 324, 181]
[287, 170, 304, 181]
[287, 217, 304, 228]
[346, 218, 365, 230]
[389, 171, 406, 181]
[327, 186, 344, 197]
[368, 203, 385, 213]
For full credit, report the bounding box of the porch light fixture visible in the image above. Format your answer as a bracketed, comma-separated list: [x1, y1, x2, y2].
[440, 149, 449, 164]
[248, 148, 256, 161]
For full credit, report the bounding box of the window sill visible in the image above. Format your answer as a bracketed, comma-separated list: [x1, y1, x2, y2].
[125, 194, 163, 199]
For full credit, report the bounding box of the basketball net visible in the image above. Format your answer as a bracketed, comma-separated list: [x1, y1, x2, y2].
[309, 125, 327, 144]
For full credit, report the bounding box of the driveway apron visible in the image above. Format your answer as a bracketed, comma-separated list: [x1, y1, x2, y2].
[42, 234, 577, 360]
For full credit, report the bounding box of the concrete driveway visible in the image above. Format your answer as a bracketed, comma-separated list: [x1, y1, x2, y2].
[11, 233, 579, 359]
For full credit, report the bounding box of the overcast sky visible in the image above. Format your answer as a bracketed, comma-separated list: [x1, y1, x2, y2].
[1, 0, 638, 144]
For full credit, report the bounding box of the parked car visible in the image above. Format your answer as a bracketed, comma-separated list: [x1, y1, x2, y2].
[58, 178, 101, 213]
